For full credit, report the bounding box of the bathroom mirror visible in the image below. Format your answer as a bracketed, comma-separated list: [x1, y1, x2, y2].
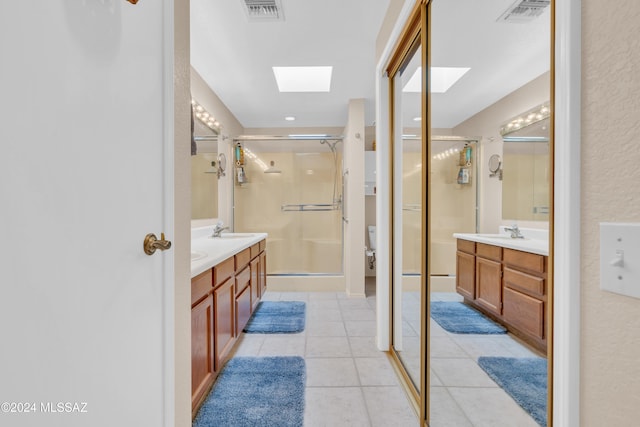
[192, 118, 220, 219]
[501, 109, 550, 221]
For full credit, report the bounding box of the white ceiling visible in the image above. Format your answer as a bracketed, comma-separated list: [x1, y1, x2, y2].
[190, 0, 550, 130]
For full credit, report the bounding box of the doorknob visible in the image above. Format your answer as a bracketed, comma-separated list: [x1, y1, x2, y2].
[144, 233, 172, 255]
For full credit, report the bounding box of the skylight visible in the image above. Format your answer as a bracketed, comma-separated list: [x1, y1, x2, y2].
[403, 67, 470, 93]
[272, 66, 333, 92]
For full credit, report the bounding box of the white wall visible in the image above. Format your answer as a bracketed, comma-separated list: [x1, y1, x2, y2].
[581, 1, 640, 424]
[344, 99, 367, 297]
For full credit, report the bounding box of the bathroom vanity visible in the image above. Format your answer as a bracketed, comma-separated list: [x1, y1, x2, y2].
[190, 228, 268, 414]
[453, 229, 549, 353]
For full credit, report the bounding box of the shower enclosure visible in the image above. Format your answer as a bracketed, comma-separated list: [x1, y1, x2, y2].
[233, 136, 343, 275]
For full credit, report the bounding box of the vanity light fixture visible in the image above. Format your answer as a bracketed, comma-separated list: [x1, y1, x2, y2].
[432, 147, 460, 161]
[500, 102, 550, 136]
[413, 117, 422, 122]
[191, 99, 221, 132]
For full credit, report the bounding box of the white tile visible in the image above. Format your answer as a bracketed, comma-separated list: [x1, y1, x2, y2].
[339, 297, 372, 310]
[305, 358, 360, 387]
[430, 369, 443, 387]
[345, 320, 377, 337]
[258, 334, 306, 356]
[304, 387, 370, 427]
[362, 386, 417, 427]
[341, 308, 376, 321]
[306, 320, 347, 337]
[349, 336, 386, 358]
[307, 307, 342, 322]
[430, 358, 497, 387]
[354, 358, 399, 386]
[308, 299, 340, 310]
[230, 334, 264, 357]
[306, 336, 352, 358]
[308, 292, 339, 300]
[448, 387, 540, 427]
[260, 291, 282, 301]
[428, 387, 473, 427]
[430, 336, 466, 358]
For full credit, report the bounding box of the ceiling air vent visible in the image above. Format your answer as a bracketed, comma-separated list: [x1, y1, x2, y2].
[497, 0, 550, 23]
[242, 0, 284, 22]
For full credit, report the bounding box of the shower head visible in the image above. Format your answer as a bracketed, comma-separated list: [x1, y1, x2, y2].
[320, 139, 338, 153]
[264, 160, 282, 174]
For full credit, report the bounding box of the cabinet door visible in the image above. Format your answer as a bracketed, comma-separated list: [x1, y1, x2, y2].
[191, 295, 214, 410]
[213, 278, 235, 371]
[475, 257, 502, 315]
[235, 266, 252, 334]
[503, 287, 544, 339]
[456, 251, 476, 300]
[260, 251, 267, 296]
[250, 257, 260, 311]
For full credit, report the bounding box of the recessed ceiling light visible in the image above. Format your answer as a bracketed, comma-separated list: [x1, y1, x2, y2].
[403, 67, 470, 93]
[413, 116, 421, 122]
[285, 116, 296, 121]
[272, 66, 333, 92]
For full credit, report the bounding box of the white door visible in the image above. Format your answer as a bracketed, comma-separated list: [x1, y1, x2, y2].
[0, 2, 174, 426]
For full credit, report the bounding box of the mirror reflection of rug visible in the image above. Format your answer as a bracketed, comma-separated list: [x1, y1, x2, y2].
[430, 301, 507, 334]
[193, 356, 306, 427]
[244, 301, 306, 334]
[478, 356, 547, 427]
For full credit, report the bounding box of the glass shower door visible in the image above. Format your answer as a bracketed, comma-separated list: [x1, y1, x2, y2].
[233, 138, 343, 275]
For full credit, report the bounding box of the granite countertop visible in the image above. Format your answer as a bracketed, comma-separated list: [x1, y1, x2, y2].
[453, 227, 549, 256]
[191, 226, 268, 278]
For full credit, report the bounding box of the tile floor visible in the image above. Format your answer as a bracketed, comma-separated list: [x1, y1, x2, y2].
[227, 285, 544, 427]
[230, 287, 418, 426]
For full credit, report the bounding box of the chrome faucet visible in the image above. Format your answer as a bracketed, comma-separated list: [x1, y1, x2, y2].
[504, 224, 524, 239]
[211, 222, 230, 238]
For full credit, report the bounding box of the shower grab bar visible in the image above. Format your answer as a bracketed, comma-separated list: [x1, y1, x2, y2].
[403, 204, 422, 212]
[281, 203, 341, 212]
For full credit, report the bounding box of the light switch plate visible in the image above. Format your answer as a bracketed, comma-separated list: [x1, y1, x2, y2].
[600, 222, 640, 299]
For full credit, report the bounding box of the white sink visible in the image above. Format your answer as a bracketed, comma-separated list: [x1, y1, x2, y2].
[191, 251, 208, 261]
[476, 233, 529, 240]
[211, 233, 256, 239]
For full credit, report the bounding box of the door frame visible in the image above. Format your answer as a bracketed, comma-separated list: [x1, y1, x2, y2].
[374, 0, 582, 425]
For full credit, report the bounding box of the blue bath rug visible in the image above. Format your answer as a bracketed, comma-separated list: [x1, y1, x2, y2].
[243, 301, 306, 334]
[193, 356, 306, 427]
[478, 357, 547, 426]
[430, 301, 506, 334]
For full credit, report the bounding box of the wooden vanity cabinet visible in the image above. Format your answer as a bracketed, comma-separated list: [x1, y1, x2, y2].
[455, 238, 548, 353]
[191, 238, 268, 416]
[475, 243, 503, 316]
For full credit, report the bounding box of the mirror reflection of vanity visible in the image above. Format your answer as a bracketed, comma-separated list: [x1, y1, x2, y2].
[191, 109, 220, 219]
[501, 103, 550, 222]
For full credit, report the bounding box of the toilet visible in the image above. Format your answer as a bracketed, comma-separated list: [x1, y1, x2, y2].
[366, 225, 376, 269]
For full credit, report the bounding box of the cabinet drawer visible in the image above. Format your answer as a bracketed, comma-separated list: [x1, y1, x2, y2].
[504, 249, 546, 275]
[476, 243, 502, 261]
[214, 257, 234, 288]
[250, 243, 260, 259]
[235, 248, 251, 271]
[259, 239, 266, 252]
[503, 287, 544, 339]
[191, 270, 212, 306]
[457, 239, 475, 255]
[235, 265, 251, 296]
[504, 268, 545, 298]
